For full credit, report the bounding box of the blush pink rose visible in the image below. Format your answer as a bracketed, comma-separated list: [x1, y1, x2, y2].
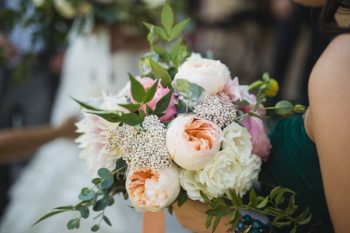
[241, 116, 271, 161]
[133, 78, 177, 122]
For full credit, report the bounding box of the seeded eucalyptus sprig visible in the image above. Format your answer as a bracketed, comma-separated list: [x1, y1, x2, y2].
[33, 158, 128, 232]
[246, 73, 306, 119]
[201, 187, 311, 233]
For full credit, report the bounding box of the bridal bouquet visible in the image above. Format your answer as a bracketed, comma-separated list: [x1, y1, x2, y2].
[35, 3, 310, 233]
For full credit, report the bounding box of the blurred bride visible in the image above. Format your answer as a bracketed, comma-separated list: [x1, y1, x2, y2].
[0, 10, 188, 233]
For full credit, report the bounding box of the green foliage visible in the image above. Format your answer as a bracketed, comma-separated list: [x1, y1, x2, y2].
[204, 187, 311, 233]
[154, 90, 173, 115]
[34, 158, 128, 231]
[72, 97, 102, 111]
[129, 73, 146, 102]
[173, 79, 205, 113]
[275, 101, 294, 115]
[142, 2, 191, 75]
[148, 59, 172, 87]
[176, 188, 189, 207]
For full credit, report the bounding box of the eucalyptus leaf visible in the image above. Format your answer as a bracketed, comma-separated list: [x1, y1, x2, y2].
[80, 206, 89, 219]
[101, 179, 114, 190]
[93, 198, 109, 212]
[275, 100, 294, 115]
[67, 218, 80, 230]
[92, 178, 102, 185]
[91, 225, 100, 232]
[79, 190, 96, 201]
[173, 79, 191, 94]
[103, 215, 112, 226]
[98, 168, 113, 180]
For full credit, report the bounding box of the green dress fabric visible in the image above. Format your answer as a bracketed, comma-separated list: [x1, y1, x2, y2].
[264, 116, 334, 232]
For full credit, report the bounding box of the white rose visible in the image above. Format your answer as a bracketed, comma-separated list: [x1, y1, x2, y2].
[142, 0, 166, 9]
[222, 122, 252, 157]
[166, 115, 223, 171]
[186, 52, 203, 62]
[174, 58, 231, 96]
[199, 149, 261, 197]
[126, 166, 180, 212]
[179, 169, 214, 202]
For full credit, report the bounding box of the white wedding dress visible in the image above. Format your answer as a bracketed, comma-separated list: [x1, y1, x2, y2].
[0, 29, 188, 233]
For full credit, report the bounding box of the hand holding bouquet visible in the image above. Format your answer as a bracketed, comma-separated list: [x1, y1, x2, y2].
[35, 3, 310, 233]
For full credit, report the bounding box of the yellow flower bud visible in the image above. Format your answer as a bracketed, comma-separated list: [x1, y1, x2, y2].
[264, 79, 279, 97]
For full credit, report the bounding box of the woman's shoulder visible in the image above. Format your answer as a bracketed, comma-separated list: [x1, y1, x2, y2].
[309, 34, 350, 98]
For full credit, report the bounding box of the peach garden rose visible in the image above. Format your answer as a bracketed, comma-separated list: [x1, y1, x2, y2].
[166, 115, 223, 171]
[126, 166, 180, 212]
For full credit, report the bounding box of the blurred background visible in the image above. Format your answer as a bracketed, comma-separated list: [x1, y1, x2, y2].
[0, 0, 329, 232]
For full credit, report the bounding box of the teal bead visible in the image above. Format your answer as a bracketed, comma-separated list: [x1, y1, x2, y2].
[243, 215, 252, 224]
[236, 222, 245, 231]
[252, 220, 263, 229]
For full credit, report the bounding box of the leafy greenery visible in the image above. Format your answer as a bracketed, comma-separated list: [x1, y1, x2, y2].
[141, 2, 191, 76]
[247, 73, 306, 118]
[201, 187, 311, 233]
[33, 158, 128, 231]
[173, 79, 205, 113]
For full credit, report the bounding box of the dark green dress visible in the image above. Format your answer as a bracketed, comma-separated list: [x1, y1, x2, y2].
[264, 116, 334, 232]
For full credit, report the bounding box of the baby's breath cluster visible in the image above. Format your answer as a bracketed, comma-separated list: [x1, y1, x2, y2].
[114, 115, 171, 170]
[193, 93, 237, 128]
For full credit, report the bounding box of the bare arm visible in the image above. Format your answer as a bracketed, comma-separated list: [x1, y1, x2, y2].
[142, 211, 165, 233]
[0, 117, 77, 164]
[308, 34, 350, 233]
